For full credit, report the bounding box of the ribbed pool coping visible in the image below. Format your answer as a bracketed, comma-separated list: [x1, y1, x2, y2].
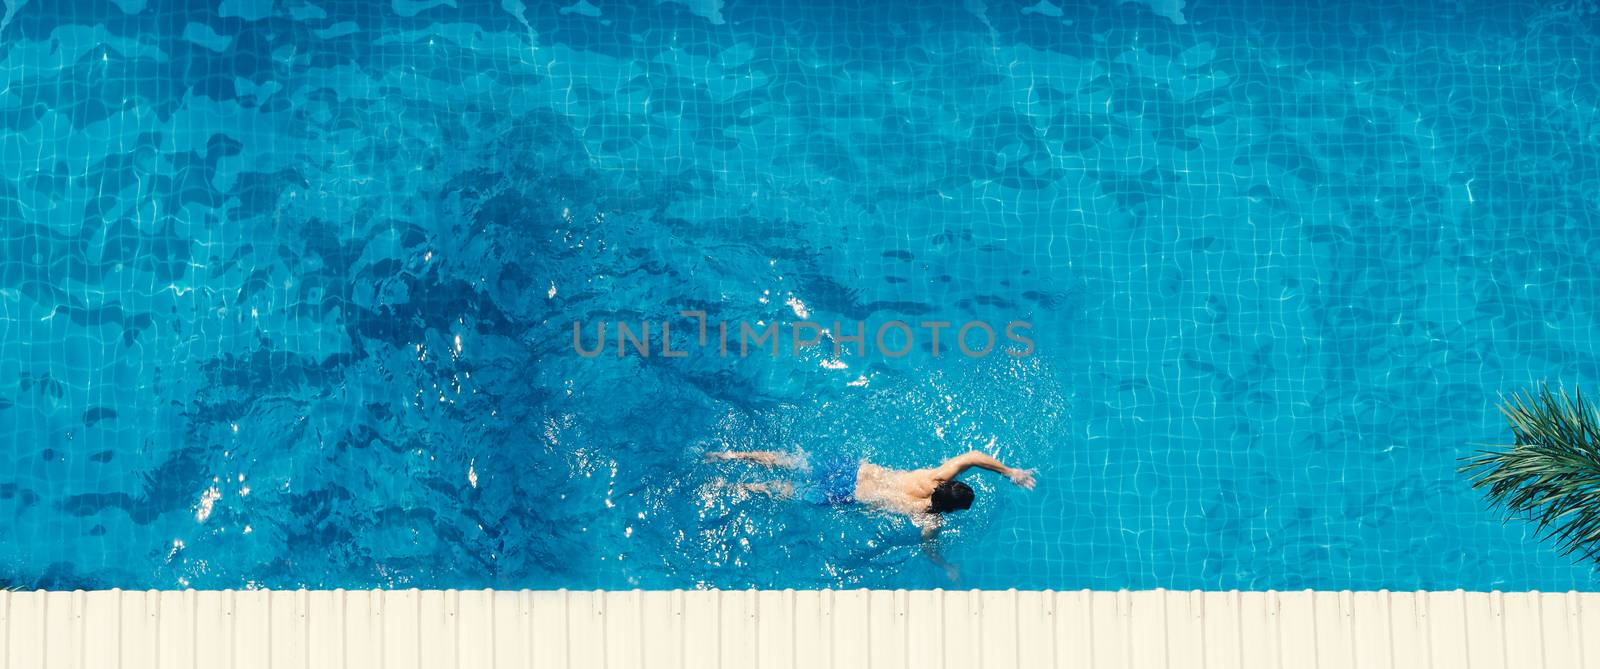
[1, 589, 1595, 668]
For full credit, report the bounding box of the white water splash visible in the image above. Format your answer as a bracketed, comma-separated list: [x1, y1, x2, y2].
[196, 486, 222, 522]
[785, 294, 810, 319]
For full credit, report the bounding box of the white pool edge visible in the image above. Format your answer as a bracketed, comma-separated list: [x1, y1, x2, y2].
[2, 588, 1596, 668]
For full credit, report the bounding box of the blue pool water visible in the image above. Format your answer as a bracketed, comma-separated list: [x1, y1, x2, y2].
[4, 0, 1600, 591]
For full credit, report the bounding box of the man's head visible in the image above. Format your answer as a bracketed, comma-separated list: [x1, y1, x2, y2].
[929, 480, 975, 513]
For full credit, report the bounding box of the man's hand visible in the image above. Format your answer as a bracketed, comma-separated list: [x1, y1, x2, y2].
[1007, 468, 1037, 490]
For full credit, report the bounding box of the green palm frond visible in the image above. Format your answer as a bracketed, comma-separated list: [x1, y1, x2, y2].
[1461, 384, 1600, 561]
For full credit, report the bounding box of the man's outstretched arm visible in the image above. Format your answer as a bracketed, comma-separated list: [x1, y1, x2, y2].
[931, 450, 1037, 489]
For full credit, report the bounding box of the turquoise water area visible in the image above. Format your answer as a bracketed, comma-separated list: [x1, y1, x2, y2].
[3, 0, 1600, 590]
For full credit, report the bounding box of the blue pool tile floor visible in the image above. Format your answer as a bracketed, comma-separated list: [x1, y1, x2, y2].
[2, 0, 1600, 590]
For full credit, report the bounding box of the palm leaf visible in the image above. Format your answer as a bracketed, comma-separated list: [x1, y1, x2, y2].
[1461, 384, 1600, 561]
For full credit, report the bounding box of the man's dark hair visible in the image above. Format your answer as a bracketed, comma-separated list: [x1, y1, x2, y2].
[929, 480, 975, 513]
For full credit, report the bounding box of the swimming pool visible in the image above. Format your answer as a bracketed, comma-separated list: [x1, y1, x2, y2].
[2, 0, 1599, 592]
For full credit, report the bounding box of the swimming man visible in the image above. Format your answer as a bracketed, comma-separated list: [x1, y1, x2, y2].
[705, 449, 1037, 578]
